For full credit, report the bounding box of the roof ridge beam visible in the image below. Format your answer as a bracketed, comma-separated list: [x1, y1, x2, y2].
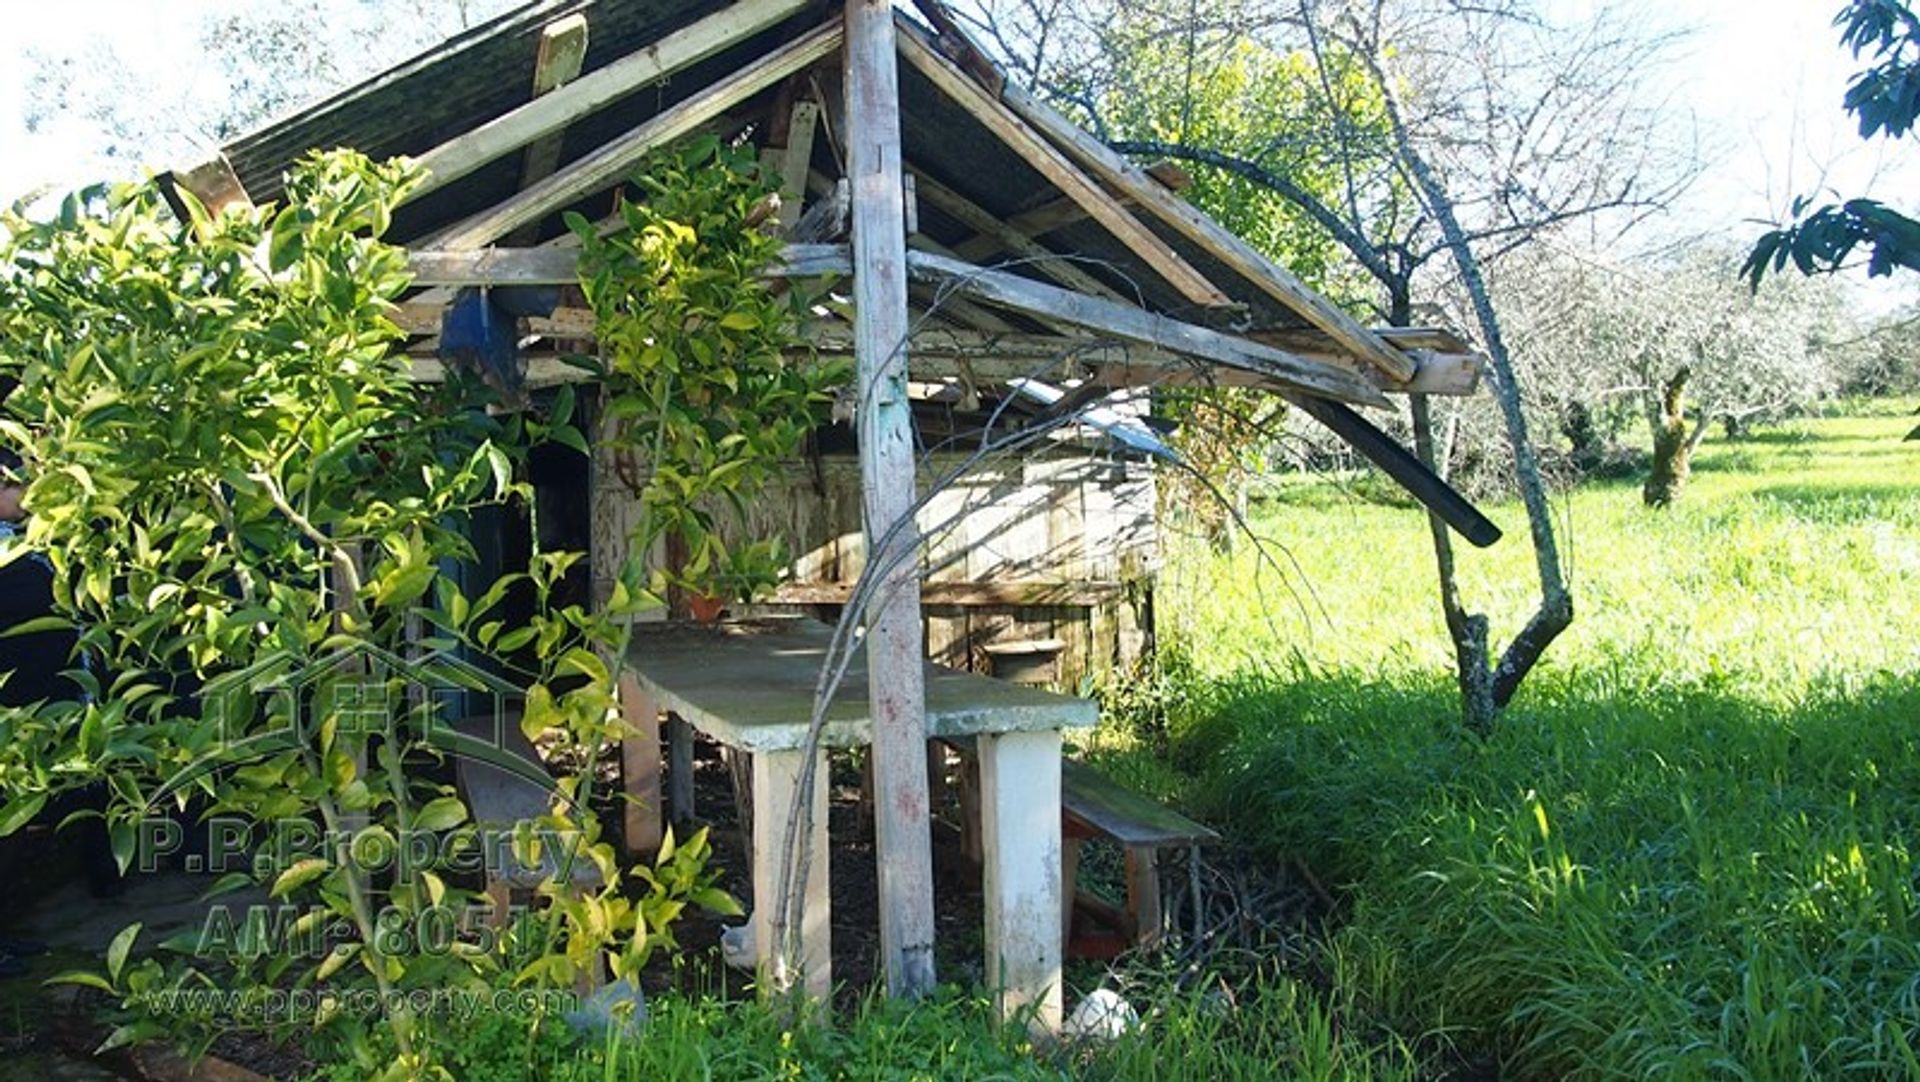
[409, 0, 813, 202]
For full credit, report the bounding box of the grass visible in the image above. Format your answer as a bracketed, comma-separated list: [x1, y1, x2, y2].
[1132, 400, 1920, 1078]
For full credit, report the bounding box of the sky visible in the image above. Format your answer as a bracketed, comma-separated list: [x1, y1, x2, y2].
[1, 0, 1913, 305]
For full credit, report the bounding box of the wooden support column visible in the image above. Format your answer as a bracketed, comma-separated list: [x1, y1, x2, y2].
[845, 0, 937, 999]
[617, 673, 664, 858]
[752, 747, 832, 1005]
[978, 728, 1064, 1034]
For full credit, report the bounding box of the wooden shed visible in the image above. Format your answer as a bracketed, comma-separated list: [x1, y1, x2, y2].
[160, 0, 1494, 693]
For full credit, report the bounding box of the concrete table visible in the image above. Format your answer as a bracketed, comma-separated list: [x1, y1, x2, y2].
[618, 617, 1097, 1027]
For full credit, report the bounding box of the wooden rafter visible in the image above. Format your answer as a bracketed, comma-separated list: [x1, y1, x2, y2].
[157, 152, 253, 230]
[505, 14, 591, 246]
[424, 20, 845, 250]
[907, 168, 1126, 301]
[894, 25, 1231, 310]
[408, 0, 811, 201]
[904, 249, 1389, 407]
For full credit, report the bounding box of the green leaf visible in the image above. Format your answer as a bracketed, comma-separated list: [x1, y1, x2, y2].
[413, 796, 468, 833]
[271, 858, 331, 898]
[106, 922, 141, 984]
[45, 970, 118, 995]
[0, 792, 46, 837]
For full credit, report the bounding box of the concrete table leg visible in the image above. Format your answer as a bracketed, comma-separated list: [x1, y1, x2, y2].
[617, 674, 663, 859]
[978, 728, 1063, 1034]
[751, 747, 832, 1006]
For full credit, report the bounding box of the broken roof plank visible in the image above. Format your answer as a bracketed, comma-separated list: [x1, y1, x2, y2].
[424, 18, 845, 250]
[983, 65, 1420, 384]
[895, 24, 1232, 311]
[156, 152, 254, 229]
[904, 249, 1389, 408]
[409, 0, 811, 201]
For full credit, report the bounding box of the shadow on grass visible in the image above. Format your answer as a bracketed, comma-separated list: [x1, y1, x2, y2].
[1163, 662, 1920, 1078]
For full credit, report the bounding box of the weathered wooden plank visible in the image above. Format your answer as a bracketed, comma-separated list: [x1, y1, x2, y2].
[617, 672, 664, 857]
[978, 728, 1064, 1034]
[907, 167, 1125, 301]
[905, 250, 1391, 407]
[426, 21, 845, 250]
[751, 746, 832, 1004]
[405, 242, 849, 285]
[410, 0, 812, 201]
[1061, 759, 1218, 848]
[846, 0, 937, 1000]
[157, 152, 253, 229]
[895, 25, 1230, 310]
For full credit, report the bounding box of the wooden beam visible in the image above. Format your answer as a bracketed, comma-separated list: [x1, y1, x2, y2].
[1286, 395, 1503, 548]
[505, 15, 591, 247]
[410, 0, 811, 201]
[425, 20, 845, 250]
[986, 79, 1419, 384]
[895, 25, 1231, 310]
[905, 250, 1390, 407]
[157, 153, 253, 229]
[907, 168, 1126, 301]
[846, 0, 937, 1001]
[404, 242, 849, 285]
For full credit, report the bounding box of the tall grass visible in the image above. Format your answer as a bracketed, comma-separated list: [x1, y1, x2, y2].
[1149, 404, 1920, 1077]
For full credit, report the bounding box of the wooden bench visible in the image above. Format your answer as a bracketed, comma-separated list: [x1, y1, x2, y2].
[1059, 759, 1216, 953]
[943, 736, 1216, 954]
[448, 713, 602, 924]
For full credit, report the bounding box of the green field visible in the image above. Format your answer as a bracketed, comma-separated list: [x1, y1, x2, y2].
[1129, 401, 1920, 1077]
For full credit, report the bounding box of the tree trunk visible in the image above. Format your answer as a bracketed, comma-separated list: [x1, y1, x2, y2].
[1643, 366, 1692, 507]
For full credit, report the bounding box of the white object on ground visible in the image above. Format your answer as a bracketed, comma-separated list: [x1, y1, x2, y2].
[1063, 988, 1139, 1041]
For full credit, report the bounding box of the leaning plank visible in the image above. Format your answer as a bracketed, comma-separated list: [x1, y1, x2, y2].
[425, 21, 845, 250]
[410, 0, 812, 201]
[905, 250, 1390, 407]
[894, 25, 1231, 309]
[986, 71, 1419, 383]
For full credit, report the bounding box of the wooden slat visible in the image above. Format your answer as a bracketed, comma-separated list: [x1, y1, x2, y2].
[905, 250, 1390, 407]
[987, 76, 1418, 384]
[426, 20, 845, 250]
[410, 0, 812, 201]
[894, 25, 1231, 309]
[505, 15, 591, 247]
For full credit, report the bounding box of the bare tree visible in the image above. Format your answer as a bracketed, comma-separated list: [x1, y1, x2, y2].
[957, 0, 1694, 731]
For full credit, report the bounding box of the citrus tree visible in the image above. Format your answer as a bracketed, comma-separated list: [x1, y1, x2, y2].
[0, 150, 728, 1078]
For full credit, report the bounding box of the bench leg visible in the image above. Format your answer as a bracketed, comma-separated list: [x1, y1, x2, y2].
[617, 674, 664, 859]
[668, 714, 695, 824]
[978, 728, 1063, 1035]
[750, 747, 831, 1006]
[1125, 847, 1162, 946]
[1061, 835, 1082, 944]
[957, 752, 982, 864]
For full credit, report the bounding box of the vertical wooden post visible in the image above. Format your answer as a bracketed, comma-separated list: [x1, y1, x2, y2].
[845, 0, 937, 997]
